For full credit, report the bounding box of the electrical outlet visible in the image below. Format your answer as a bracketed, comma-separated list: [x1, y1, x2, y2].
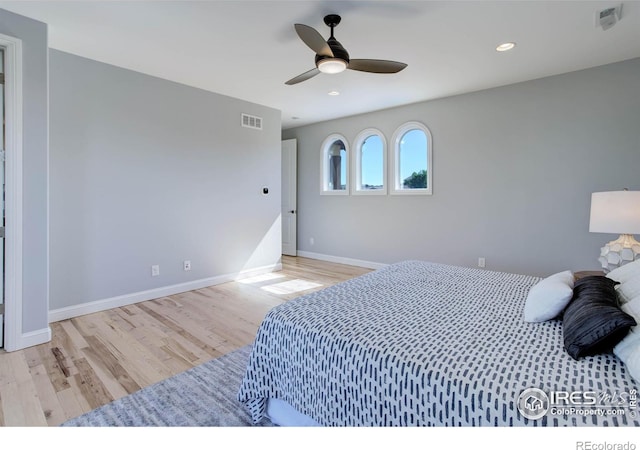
[478, 257, 486, 268]
[151, 265, 160, 276]
[310, 237, 315, 246]
[184, 260, 191, 271]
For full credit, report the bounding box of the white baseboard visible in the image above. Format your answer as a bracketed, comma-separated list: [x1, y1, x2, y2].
[49, 263, 282, 323]
[296, 251, 387, 270]
[14, 327, 52, 350]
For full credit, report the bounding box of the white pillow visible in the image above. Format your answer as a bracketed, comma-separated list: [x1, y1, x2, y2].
[614, 329, 640, 384]
[613, 297, 640, 384]
[523, 270, 574, 323]
[622, 296, 640, 322]
[616, 275, 640, 305]
[607, 258, 640, 284]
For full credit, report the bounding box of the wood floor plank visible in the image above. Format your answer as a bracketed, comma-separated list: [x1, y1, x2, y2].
[49, 322, 82, 377]
[0, 381, 29, 426]
[126, 304, 215, 365]
[106, 307, 193, 374]
[81, 335, 141, 397]
[137, 301, 227, 357]
[96, 310, 177, 382]
[0, 352, 48, 426]
[168, 292, 259, 348]
[0, 256, 371, 426]
[22, 346, 44, 370]
[59, 375, 94, 418]
[58, 319, 90, 350]
[76, 318, 167, 388]
[56, 385, 87, 423]
[28, 362, 67, 426]
[73, 357, 115, 410]
[35, 344, 71, 393]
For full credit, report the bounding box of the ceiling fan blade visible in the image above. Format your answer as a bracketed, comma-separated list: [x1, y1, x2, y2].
[294, 24, 334, 57]
[285, 68, 321, 85]
[348, 59, 408, 74]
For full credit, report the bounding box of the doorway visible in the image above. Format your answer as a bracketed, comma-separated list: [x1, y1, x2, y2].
[281, 139, 297, 256]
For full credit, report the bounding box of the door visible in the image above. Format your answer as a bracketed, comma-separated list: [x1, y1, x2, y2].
[281, 139, 297, 256]
[0, 48, 5, 347]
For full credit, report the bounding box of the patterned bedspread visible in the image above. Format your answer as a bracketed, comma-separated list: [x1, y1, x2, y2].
[237, 261, 640, 426]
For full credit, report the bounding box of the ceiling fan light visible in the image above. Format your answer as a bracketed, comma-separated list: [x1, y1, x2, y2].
[317, 58, 347, 74]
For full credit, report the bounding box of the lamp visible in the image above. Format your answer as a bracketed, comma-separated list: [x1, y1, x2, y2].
[589, 190, 640, 273]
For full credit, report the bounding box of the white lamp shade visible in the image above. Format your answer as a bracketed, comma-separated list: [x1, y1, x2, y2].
[589, 191, 640, 235]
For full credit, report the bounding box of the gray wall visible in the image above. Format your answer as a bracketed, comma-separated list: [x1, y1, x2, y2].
[50, 50, 281, 310]
[0, 9, 49, 334]
[283, 58, 640, 277]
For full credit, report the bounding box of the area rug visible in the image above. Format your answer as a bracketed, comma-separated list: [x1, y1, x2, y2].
[61, 345, 271, 426]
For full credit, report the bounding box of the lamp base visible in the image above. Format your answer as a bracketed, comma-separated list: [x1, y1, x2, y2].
[598, 234, 640, 273]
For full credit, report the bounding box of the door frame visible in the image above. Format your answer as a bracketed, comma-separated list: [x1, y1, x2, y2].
[0, 33, 24, 352]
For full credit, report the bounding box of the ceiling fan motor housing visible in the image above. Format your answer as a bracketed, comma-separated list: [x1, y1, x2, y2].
[315, 37, 350, 66]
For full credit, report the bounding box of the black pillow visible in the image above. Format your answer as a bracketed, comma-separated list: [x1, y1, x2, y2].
[562, 276, 636, 360]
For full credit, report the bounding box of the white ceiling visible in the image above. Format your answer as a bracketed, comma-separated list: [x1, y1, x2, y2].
[1, 1, 639, 129]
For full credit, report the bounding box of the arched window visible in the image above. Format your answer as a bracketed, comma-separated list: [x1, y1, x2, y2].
[352, 128, 386, 195]
[390, 122, 432, 195]
[320, 134, 349, 195]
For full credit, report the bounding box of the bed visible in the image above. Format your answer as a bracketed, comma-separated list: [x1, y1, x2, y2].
[237, 260, 640, 426]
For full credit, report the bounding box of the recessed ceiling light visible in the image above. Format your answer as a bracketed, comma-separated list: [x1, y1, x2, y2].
[328, 91, 340, 96]
[496, 42, 516, 52]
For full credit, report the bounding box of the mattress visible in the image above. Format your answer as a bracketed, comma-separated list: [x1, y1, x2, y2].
[237, 260, 640, 426]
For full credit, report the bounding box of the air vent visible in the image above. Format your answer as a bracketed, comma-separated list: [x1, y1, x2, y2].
[596, 4, 622, 30]
[241, 113, 263, 130]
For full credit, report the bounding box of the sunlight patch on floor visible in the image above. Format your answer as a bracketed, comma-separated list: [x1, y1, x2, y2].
[261, 279, 323, 295]
[238, 272, 286, 284]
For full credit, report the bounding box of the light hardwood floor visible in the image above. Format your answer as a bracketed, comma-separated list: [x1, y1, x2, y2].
[0, 256, 371, 427]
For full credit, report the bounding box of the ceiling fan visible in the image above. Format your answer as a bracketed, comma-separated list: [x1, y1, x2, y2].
[285, 14, 408, 85]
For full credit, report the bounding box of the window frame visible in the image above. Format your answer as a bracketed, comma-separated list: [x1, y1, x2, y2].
[351, 128, 387, 196]
[320, 133, 350, 195]
[390, 121, 433, 195]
